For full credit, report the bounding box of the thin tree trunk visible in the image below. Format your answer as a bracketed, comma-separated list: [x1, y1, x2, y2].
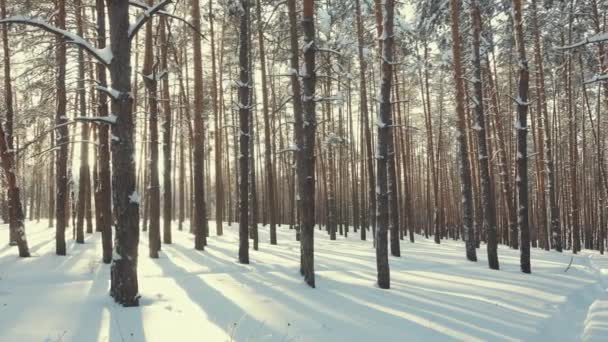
[512, 0, 531, 273]
[55, 0, 68, 256]
[470, 0, 498, 269]
[374, 0, 395, 289]
[160, 16, 172, 244]
[450, 0, 477, 262]
[238, 0, 251, 264]
[299, 0, 316, 288]
[191, 0, 208, 250]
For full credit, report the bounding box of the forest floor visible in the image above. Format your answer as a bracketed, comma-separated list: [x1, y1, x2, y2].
[0, 221, 607, 342]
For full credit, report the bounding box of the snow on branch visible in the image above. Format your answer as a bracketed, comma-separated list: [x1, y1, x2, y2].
[129, 0, 206, 40]
[128, 0, 173, 40]
[584, 73, 608, 84]
[555, 31, 608, 50]
[74, 114, 118, 125]
[95, 85, 129, 101]
[0, 16, 113, 65]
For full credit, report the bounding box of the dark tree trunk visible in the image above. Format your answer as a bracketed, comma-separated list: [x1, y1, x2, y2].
[450, 0, 477, 262]
[287, 0, 303, 243]
[75, 0, 89, 244]
[511, 0, 531, 273]
[96, 0, 112, 264]
[55, 0, 68, 256]
[108, 0, 140, 307]
[0, 122, 29, 257]
[355, 0, 373, 241]
[0, 0, 16, 245]
[374, 0, 395, 289]
[256, 0, 277, 245]
[142, 0, 160, 259]
[238, 0, 251, 264]
[300, 0, 316, 288]
[470, 0, 499, 270]
[191, 0, 208, 251]
[210, 0, 223, 237]
[160, 16, 172, 244]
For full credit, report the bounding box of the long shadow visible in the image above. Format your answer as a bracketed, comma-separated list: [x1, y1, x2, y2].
[154, 252, 280, 340]
[348, 270, 545, 334]
[235, 270, 488, 341]
[70, 264, 110, 341]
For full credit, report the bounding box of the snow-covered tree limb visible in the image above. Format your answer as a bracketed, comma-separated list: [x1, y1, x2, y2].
[129, 0, 206, 40]
[584, 73, 608, 84]
[555, 31, 608, 50]
[128, 0, 173, 40]
[0, 16, 113, 65]
[73, 115, 118, 125]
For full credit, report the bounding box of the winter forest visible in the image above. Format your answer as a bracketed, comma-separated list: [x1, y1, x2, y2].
[0, 0, 607, 340]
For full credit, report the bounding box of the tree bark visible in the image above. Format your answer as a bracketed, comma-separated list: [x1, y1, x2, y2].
[470, 0, 499, 269]
[191, 0, 208, 250]
[238, 0, 251, 264]
[511, 0, 531, 273]
[450, 0, 477, 262]
[55, 0, 68, 256]
[300, 0, 316, 288]
[374, 0, 395, 289]
[108, 0, 141, 307]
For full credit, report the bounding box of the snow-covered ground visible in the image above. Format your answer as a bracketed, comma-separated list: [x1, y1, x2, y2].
[0, 221, 607, 342]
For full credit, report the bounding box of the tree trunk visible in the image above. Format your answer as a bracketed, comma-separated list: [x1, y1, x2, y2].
[238, 0, 251, 264]
[191, 0, 208, 250]
[300, 0, 316, 288]
[374, 0, 395, 289]
[355, 0, 373, 241]
[160, 16, 172, 244]
[450, 0, 477, 262]
[0, 122, 29, 256]
[75, 0, 89, 244]
[256, 0, 277, 245]
[55, 0, 68, 256]
[108, 0, 140, 307]
[470, 0, 498, 269]
[142, 0, 160, 259]
[511, 0, 531, 273]
[209, 1, 223, 237]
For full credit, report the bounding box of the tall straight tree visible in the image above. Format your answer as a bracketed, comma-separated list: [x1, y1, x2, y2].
[374, 0, 396, 289]
[449, 0, 477, 262]
[470, 0, 498, 269]
[0, 0, 16, 246]
[531, 0, 561, 252]
[142, 0, 160, 259]
[210, 0, 223, 237]
[355, 0, 374, 241]
[160, 16, 172, 244]
[95, 0, 112, 264]
[107, 0, 141, 306]
[0, 121, 29, 257]
[286, 0, 303, 241]
[238, 0, 251, 264]
[75, 0, 90, 244]
[300, 0, 316, 288]
[511, 0, 531, 273]
[191, 0, 208, 250]
[256, 0, 277, 245]
[55, 0, 68, 256]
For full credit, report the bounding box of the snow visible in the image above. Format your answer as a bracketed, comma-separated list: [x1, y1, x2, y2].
[0, 16, 113, 65]
[129, 191, 140, 204]
[1, 221, 607, 341]
[318, 8, 331, 34]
